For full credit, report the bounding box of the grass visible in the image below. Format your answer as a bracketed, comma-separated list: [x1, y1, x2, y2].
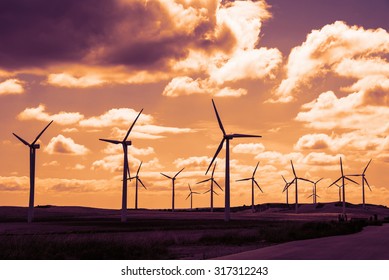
[0, 219, 376, 259]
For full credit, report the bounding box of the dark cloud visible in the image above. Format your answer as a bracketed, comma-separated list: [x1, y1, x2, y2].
[0, 0, 235, 71]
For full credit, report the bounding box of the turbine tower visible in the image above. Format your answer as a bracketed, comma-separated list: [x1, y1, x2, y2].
[328, 157, 359, 215]
[161, 168, 184, 212]
[129, 161, 147, 210]
[13, 120, 53, 223]
[186, 184, 200, 210]
[99, 109, 143, 222]
[348, 159, 372, 209]
[334, 183, 344, 202]
[236, 162, 263, 212]
[283, 160, 313, 213]
[206, 99, 261, 222]
[307, 178, 323, 206]
[197, 162, 222, 212]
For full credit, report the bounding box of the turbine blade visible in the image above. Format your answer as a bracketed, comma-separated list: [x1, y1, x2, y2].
[307, 194, 313, 198]
[253, 161, 259, 176]
[299, 178, 314, 184]
[136, 161, 142, 176]
[212, 99, 226, 136]
[340, 157, 344, 176]
[32, 120, 53, 145]
[123, 109, 143, 141]
[197, 178, 211, 184]
[281, 175, 287, 183]
[174, 167, 185, 178]
[12, 133, 30, 146]
[328, 177, 341, 188]
[345, 176, 359, 185]
[315, 178, 323, 184]
[291, 160, 296, 177]
[211, 161, 217, 177]
[348, 174, 361, 177]
[364, 178, 372, 191]
[138, 179, 147, 190]
[99, 138, 121, 144]
[193, 192, 200, 194]
[161, 173, 172, 179]
[185, 193, 191, 200]
[188, 184, 192, 192]
[254, 180, 263, 193]
[203, 189, 211, 194]
[236, 178, 251, 182]
[206, 139, 225, 175]
[213, 190, 219, 195]
[363, 159, 372, 174]
[231, 133, 261, 138]
[214, 180, 223, 191]
[127, 164, 131, 181]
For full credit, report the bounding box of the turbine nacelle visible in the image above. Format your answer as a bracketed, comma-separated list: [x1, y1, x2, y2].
[32, 144, 40, 149]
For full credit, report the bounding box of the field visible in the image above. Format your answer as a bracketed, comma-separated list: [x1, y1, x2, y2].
[0, 202, 388, 259]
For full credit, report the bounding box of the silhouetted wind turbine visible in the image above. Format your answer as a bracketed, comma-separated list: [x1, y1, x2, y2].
[129, 161, 147, 210]
[197, 162, 222, 212]
[186, 184, 200, 210]
[161, 168, 185, 212]
[99, 109, 143, 222]
[13, 120, 53, 223]
[281, 175, 292, 207]
[283, 160, 313, 213]
[307, 178, 323, 206]
[236, 162, 263, 212]
[328, 157, 359, 214]
[335, 183, 343, 202]
[348, 159, 372, 209]
[206, 99, 261, 222]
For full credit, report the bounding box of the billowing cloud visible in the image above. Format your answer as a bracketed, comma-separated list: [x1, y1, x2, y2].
[271, 21, 389, 102]
[45, 135, 89, 155]
[295, 134, 331, 150]
[173, 156, 211, 169]
[232, 143, 265, 154]
[17, 104, 84, 125]
[47, 73, 106, 88]
[0, 79, 24, 95]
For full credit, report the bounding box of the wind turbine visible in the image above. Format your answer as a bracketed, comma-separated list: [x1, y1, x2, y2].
[13, 120, 53, 223]
[283, 160, 313, 213]
[99, 109, 143, 222]
[348, 159, 372, 209]
[328, 157, 359, 215]
[186, 184, 200, 210]
[236, 162, 263, 212]
[129, 161, 147, 210]
[161, 168, 184, 212]
[206, 99, 262, 222]
[334, 182, 345, 202]
[197, 162, 222, 212]
[307, 178, 323, 206]
[281, 175, 292, 207]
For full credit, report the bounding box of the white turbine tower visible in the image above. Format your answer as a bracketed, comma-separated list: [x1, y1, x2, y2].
[236, 162, 263, 212]
[206, 99, 262, 222]
[99, 109, 143, 222]
[161, 168, 185, 212]
[13, 120, 53, 223]
[328, 157, 359, 215]
[197, 162, 222, 212]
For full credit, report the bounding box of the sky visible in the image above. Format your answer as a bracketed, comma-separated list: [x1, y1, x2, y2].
[1, 0, 389, 210]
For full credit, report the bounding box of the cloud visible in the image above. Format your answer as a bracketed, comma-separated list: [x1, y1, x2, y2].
[173, 156, 211, 169]
[43, 161, 60, 167]
[271, 21, 389, 102]
[295, 134, 331, 150]
[232, 143, 265, 154]
[0, 79, 24, 95]
[47, 73, 106, 88]
[17, 104, 84, 125]
[66, 164, 86, 170]
[45, 135, 89, 155]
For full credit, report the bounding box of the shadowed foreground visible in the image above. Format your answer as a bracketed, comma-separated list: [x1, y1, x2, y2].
[215, 224, 389, 260]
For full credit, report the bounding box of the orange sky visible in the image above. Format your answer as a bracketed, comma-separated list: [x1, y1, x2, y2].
[1, 0, 389, 210]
